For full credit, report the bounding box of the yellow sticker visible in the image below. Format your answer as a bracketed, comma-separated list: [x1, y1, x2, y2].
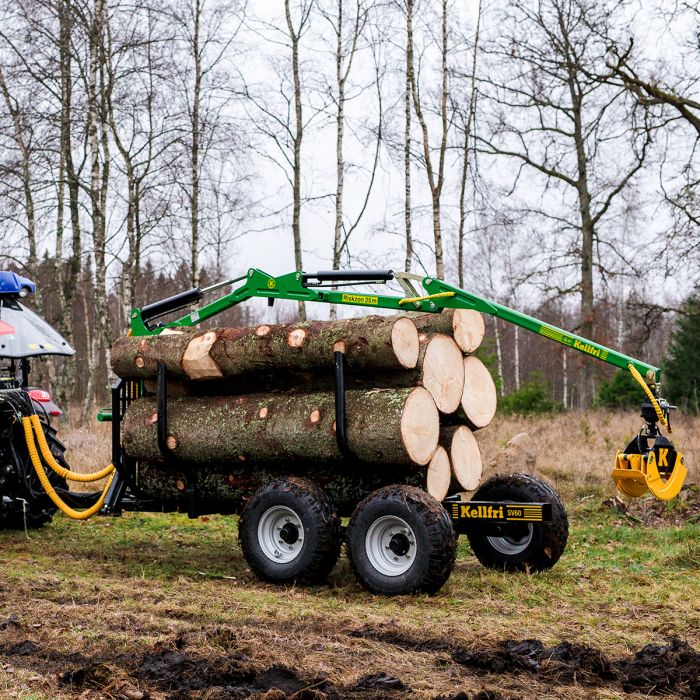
[341, 293, 378, 305]
[267, 279, 276, 289]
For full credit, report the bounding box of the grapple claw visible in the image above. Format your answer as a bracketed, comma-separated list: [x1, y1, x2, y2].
[612, 445, 687, 501]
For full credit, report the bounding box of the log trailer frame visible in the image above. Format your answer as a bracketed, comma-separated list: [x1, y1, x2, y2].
[0, 268, 686, 595]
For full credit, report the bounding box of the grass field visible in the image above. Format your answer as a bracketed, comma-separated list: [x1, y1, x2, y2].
[1, 411, 699, 699]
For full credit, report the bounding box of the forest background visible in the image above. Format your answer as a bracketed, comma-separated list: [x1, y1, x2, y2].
[0, 0, 698, 417]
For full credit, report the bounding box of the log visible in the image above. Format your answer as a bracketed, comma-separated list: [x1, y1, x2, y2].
[112, 315, 420, 381]
[415, 333, 464, 414]
[440, 425, 482, 491]
[458, 355, 498, 429]
[411, 309, 485, 353]
[121, 386, 440, 467]
[136, 460, 425, 517]
[426, 446, 452, 501]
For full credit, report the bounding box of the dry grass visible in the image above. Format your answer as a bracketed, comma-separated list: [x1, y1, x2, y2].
[476, 409, 700, 499]
[0, 410, 698, 699]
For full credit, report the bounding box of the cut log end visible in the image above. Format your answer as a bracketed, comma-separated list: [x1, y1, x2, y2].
[391, 317, 420, 369]
[288, 328, 307, 347]
[460, 356, 498, 429]
[400, 387, 440, 466]
[182, 332, 224, 380]
[452, 309, 485, 354]
[255, 325, 271, 337]
[422, 334, 465, 414]
[445, 425, 482, 491]
[166, 435, 178, 451]
[427, 445, 451, 501]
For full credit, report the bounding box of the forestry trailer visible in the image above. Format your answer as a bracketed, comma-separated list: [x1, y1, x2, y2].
[0, 268, 687, 595]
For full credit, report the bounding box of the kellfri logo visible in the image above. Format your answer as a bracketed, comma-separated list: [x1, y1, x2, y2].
[460, 504, 504, 519]
[573, 339, 601, 358]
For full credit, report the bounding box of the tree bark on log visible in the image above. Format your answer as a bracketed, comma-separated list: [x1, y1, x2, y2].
[112, 315, 420, 381]
[122, 387, 439, 467]
[440, 425, 482, 491]
[411, 309, 485, 353]
[136, 460, 425, 517]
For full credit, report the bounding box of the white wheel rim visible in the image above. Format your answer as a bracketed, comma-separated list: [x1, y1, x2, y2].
[257, 505, 304, 563]
[365, 515, 416, 577]
[487, 524, 534, 556]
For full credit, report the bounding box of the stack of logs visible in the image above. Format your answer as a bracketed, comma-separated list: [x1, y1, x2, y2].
[112, 309, 497, 514]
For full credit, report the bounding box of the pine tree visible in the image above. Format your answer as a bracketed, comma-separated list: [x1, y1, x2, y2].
[664, 292, 700, 412]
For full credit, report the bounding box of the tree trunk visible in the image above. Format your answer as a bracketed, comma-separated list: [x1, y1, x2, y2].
[112, 315, 420, 380]
[454, 355, 497, 429]
[190, 0, 202, 289]
[286, 0, 306, 321]
[404, 0, 414, 272]
[122, 386, 440, 467]
[457, 0, 481, 288]
[413, 333, 463, 413]
[330, 0, 346, 321]
[136, 459, 424, 517]
[410, 309, 485, 353]
[426, 445, 453, 501]
[440, 425, 482, 491]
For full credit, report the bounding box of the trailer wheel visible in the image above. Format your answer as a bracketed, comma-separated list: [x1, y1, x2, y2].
[346, 485, 456, 595]
[238, 477, 341, 585]
[467, 473, 568, 572]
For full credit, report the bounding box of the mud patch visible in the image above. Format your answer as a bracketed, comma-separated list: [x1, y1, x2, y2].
[603, 484, 700, 526]
[136, 649, 254, 690]
[453, 638, 613, 685]
[57, 647, 334, 699]
[353, 626, 700, 696]
[619, 638, 700, 696]
[354, 672, 408, 691]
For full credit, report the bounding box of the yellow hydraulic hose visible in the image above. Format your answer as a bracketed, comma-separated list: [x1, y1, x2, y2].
[22, 417, 115, 520]
[28, 414, 115, 482]
[627, 363, 671, 432]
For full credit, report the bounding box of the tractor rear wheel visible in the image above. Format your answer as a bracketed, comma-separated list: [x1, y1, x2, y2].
[466, 473, 568, 572]
[346, 485, 456, 595]
[0, 421, 65, 530]
[238, 477, 341, 585]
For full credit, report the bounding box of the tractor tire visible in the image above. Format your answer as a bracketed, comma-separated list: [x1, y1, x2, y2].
[466, 473, 568, 572]
[0, 422, 65, 530]
[238, 477, 341, 585]
[346, 485, 456, 595]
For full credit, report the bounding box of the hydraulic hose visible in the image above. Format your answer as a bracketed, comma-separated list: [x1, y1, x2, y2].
[22, 417, 114, 520]
[27, 414, 115, 482]
[627, 363, 671, 432]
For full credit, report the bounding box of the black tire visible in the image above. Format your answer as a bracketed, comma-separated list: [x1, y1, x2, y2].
[346, 485, 456, 595]
[238, 477, 341, 585]
[466, 473, 568, 572]
[0, 421, 64, 531]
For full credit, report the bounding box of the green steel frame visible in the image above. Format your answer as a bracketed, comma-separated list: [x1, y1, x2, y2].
[129, 268, 661, 384]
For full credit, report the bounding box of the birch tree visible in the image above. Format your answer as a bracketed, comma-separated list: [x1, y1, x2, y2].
[478, 0, 651, 343]
[408, 0, 451, 279]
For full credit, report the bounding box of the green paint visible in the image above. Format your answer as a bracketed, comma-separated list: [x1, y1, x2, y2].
[129, 268, 661, 382]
